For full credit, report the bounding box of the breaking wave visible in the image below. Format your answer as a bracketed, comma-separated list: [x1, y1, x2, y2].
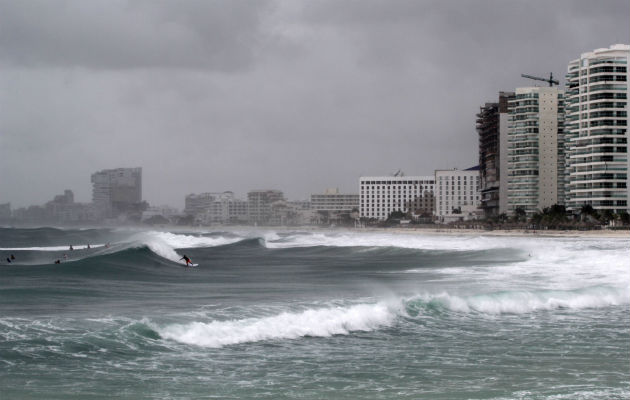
[406, 285, 629, 315]
[157, 284, 629, 348]
[157, 302, 396, 348]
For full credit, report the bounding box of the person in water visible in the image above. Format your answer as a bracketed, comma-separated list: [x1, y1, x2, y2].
[179, 255, 193, 266]
[6, 257, 10, 263]
[10, 254, 15, 260]
[54, 259, 61, 264]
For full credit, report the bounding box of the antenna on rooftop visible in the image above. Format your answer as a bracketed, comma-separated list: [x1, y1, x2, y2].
[520, 72, 559, 87]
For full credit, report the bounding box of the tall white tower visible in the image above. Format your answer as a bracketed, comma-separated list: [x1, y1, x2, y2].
[564, 44, 629, 215]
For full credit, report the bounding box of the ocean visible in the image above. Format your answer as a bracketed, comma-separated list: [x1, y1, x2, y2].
[0, 227, 628, 399]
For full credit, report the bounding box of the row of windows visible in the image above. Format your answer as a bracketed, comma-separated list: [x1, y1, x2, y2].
[360, 180, 434, 185]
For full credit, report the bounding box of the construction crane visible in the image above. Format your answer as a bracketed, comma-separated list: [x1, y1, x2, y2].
[520, 72, 559, 87]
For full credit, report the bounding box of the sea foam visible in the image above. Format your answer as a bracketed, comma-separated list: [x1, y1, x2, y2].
[410, 285, 629, 315]
[158, 302, 395, 348]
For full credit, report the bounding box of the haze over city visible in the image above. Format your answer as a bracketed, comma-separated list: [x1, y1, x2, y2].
[1, 0, 628, 209]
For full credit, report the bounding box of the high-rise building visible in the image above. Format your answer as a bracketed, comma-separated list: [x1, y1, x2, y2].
[564, 44, 629, 214]
[91, 167, 142, 218]
[507, 87, 565, 216]
[359, 175, 435, 220]
[435, 167, 481, 222]
[477, 91, 514, 217]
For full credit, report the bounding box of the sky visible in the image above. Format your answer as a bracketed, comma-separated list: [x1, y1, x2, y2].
[1, 0, 628, 209]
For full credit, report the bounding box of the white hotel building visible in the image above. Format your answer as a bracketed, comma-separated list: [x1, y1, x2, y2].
[435, 168, 481, 222]
[359, 176, 435, 220]
[564, 44, 629, 214]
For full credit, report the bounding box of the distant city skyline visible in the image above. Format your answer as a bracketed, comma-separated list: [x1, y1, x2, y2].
[1, 1, 628, 209]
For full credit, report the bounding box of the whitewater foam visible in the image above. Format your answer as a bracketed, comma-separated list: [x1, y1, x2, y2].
[126, 231, 244, 263]
[410, 285, 629, 315]
[0, 244, 104, 251]
[158, 302, 396, 348]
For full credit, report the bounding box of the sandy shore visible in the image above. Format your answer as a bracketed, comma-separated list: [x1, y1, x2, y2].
[364, 227, 630, 238]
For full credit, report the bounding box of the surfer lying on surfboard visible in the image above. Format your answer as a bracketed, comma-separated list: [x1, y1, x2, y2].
[180, 255, 193, 267]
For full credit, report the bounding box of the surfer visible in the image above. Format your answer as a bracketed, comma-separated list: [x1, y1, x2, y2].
[10, 254, 15, 260]
[54, 259, 61, 264]
[87, 244, 90, 249]
[6, 257, 10, 263]
[180, 255, 193, 267]
[69, 245, 74, 251]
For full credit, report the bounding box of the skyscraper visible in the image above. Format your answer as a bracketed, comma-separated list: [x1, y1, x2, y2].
[507, 87, 565, 216]
[91, 167, 142, 218]
[564, 44, 629, 214]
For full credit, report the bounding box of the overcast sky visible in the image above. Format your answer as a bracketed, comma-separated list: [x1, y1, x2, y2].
[1, 0, 628, 209]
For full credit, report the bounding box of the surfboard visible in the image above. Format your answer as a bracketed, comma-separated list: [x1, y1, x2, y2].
[183, 263, 198, 267]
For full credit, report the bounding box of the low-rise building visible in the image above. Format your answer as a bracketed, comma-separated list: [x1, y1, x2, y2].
[359, 175, 435, 220]
[185, 192, 249, 225]
[311, 188, 359, 224]
[248, 190, 284, 225]
[435, 167, 481, 223]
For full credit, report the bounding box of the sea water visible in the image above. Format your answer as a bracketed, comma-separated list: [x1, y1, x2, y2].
[0, 227, 628, 399]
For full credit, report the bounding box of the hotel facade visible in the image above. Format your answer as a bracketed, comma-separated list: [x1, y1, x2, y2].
[435, 167, 481, 222]
[359, 176, 435, 220]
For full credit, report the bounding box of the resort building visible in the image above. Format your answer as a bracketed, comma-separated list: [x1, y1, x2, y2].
[91, 167, 142, 218]
[311, 188, 359, 212]
[311, 188, 359, 222]
[477, 92, 514, 217]
[359, 175, 435, 220]
[247, 189, 285, 225]
[435, 167, 481, 223]
[564, 44, 629, 214]
[185, 192, 249, 224]
[507, 87, 565, 216]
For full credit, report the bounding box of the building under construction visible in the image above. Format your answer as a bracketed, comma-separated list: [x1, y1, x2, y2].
[477, 92, 513, 217]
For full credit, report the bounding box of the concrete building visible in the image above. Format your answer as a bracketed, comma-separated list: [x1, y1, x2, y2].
[142, 205, 180, 224]
[359, 175, 435, 220]
[435, 167, 481, 223]
[91, 167, 142, 218]
[247, 190, 285, 225]
[0, 203, 11, 221]
[564, 44, 629, 214]
[311, 188, 359, 223]
[185, 192, 249, 225]
[185, 192, 221, 217]
[477, 92, 514, 217]
[507, 87, 565, 216]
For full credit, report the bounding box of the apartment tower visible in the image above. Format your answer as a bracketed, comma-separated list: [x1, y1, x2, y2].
[507, 87, 565, 215]
[564, 44, 629, 214]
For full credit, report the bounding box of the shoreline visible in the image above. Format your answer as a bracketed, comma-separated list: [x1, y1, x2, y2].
[357, 226, 630, 238]
[2, 223, 629, 239]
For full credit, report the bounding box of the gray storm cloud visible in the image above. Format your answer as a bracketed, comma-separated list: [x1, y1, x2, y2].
[0, 0, 628, 208]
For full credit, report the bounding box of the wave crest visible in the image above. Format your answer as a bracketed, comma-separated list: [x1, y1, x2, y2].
[408, 286, 629, 315]
[158, 302, 395, 348]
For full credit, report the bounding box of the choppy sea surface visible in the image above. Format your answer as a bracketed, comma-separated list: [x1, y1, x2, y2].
[1, 226, 628, 399]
